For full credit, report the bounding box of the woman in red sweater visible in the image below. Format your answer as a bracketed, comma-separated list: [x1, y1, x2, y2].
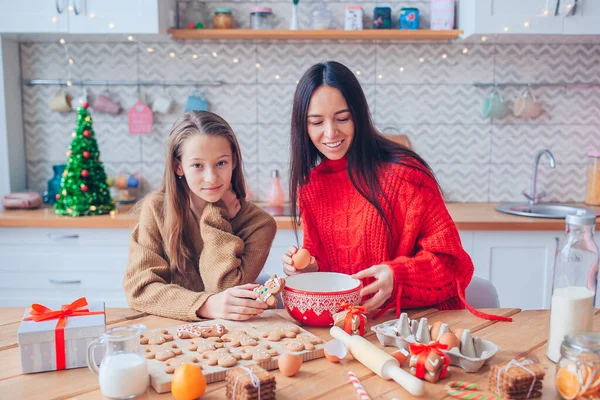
[281, 61, 509, 322]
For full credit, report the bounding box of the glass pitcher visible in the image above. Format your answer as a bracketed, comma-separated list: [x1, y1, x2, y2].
[547, 211, 599, 363]
[87, 324, 148, 399]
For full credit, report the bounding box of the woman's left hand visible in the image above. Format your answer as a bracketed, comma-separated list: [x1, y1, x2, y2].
[351, 264, 394, 312]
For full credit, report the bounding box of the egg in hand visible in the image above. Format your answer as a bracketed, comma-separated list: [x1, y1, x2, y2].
[291, 248, 311, 270]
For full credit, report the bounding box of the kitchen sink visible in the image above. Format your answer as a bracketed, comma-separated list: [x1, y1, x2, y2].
[495, 203, 596, 219]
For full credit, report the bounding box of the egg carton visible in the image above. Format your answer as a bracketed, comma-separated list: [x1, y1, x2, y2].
[371, 313, 500, 373]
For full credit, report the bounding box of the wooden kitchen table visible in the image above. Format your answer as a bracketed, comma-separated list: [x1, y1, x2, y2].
[0, 307, 591, 400]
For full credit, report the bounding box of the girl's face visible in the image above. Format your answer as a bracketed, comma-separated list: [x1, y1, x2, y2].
[306, 85, 354, 160]
[176, 134, 235, 203]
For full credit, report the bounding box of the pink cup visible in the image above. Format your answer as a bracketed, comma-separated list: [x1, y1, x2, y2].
[93, 94, 121, 114]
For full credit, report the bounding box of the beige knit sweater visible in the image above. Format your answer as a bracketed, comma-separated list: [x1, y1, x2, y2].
[123, 193, 277, 321]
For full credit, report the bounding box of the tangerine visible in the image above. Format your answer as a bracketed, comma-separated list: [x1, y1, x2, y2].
[556, 361, 589, 400]
[171, 363, 206, 400]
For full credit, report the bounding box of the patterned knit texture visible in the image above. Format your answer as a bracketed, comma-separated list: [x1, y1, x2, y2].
[300, 156, 511, 322]
[123, 193, 277, 321]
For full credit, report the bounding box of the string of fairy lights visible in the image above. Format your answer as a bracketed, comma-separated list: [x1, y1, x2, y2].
[53, 3, 572, 83]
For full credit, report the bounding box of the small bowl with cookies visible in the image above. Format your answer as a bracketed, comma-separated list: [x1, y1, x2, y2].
[281, 272, 362, 327]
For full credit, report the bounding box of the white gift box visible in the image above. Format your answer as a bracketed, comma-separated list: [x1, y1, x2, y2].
[17, 300, 106, 374]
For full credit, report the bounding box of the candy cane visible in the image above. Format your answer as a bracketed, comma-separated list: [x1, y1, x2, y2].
[444, 381, 504, 400]
[347, 371, 371, 400]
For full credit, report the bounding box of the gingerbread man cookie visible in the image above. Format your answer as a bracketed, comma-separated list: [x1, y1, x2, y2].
[177, 322, 227, 339]
[202, 348, 241, 367]
[222, 331, 259, 347]
[236, 344, 278, 362]
[188, 337, 224, 354]
[140, 329, 174, 345]
[253, 274, 285, 307]
[284, 334, 323, 351]
[164, 355, 201, 374]
[261, 325, 301, 341]
[145, 342, 183, 361]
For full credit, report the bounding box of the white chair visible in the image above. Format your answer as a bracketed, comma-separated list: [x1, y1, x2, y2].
[465, 276, 500, 308]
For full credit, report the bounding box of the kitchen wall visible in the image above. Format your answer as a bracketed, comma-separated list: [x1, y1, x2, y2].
[20, 1, 600, 203]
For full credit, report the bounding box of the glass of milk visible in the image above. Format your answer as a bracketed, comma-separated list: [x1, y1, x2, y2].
[87, 324, 149, 399]
[547, 211, 599, 363]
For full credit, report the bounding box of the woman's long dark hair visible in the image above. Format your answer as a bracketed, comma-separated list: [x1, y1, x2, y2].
[289, 61, 439, 237]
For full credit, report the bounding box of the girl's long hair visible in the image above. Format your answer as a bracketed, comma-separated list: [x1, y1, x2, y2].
[289, 61, 439, 235]
[158, 111, 246, 286]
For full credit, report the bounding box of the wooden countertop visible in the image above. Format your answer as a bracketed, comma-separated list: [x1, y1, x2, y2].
[0, 203, 596, 231]
[0, 307, 585, 399]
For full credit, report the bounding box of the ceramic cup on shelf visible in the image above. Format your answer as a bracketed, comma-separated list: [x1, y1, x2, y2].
[513, 87, 542, 118]
[482, 88, 508, 118]
[152, 93, 174, 114]
[93, 90, 121, 115]
[49, 91, 73, 112]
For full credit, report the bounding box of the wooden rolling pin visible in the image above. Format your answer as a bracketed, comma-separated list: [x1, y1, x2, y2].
[330, 326, 425, 397]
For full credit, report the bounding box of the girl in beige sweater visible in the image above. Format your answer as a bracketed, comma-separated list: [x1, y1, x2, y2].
[123, 111, 277, 321]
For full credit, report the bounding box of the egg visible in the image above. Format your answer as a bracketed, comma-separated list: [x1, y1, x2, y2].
[438, 332, 460, 350]
[391, 348, 409, 366]
[453, 328, 465, 342]
[429, 321, 443, 341]
[278, 353, 303, 377]
[324, 339, 348, 363]
[291, 248, 311, 270]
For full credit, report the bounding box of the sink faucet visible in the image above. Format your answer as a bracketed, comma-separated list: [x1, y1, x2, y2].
[523, 149, 555, 205]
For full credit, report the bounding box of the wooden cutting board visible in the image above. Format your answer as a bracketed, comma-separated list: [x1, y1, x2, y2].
[142, 314, 325, 394]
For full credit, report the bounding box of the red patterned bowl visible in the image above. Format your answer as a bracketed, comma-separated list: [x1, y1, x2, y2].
[281, 272, 362, 327]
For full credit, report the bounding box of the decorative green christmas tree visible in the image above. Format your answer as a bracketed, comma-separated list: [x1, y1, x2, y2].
[55, 103, 115, 217]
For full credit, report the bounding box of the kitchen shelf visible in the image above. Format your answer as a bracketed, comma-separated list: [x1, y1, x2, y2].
[168, 29, 463, 41]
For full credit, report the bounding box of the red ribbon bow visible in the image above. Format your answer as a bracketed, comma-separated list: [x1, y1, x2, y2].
[409, 341, 450, 380]
[340, 302, 368, 336]
[23, 297, 105, 370]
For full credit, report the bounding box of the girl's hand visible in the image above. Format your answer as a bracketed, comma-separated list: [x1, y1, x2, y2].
[197, 283, 268, 320]
[351, 264, 394, 312]
[220, 188, 241, 219]
[281, 246, 318, 276]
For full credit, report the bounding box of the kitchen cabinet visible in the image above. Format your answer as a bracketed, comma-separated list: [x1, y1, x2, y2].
[0, 0, 175, 34]
[562, 0, 600, 34]
[458, 0, 564, 37]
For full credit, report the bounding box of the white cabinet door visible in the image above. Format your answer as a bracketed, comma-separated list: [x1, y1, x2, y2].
[470, 231, 559, 310]
[459, 0, 564, 37]
[562, 0, 600, 34]
[67, 0, 170, 34]
[0, 0, 69, 33]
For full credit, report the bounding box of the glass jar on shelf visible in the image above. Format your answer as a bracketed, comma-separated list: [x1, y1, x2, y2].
[556, 332, 600, 399]
[311, 2, 333, 29]
[177, 0, 207, 29]
[213, 8, 234, 29]
[586, 150, 600, 206]
[250, 7, 273, 30]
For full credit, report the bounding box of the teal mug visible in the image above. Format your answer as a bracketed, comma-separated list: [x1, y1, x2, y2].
[482, 89, 508, 118]
[184, 90, 209, 112]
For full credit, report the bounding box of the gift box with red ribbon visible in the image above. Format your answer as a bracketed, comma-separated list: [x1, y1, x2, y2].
[17, 297, 106, 373]
[332, 302, 368, 336]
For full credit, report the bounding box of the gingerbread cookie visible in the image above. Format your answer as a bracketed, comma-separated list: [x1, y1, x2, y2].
[253, 274, 285, 307]
[188, 337, 224, 354]
[164, 355, 201, 374]
[202, 348, 241, 368]
[177, 322, 227, 339]
[284, 333, 323, 351]
[261, 325, 301, 341]
[222, 331, 259, 347]
[236, 344, 278, 362]
[140, 329, 174, 345]
[145, 342, 183, 361]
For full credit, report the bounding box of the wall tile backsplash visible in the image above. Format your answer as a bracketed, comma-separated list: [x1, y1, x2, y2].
[20, 2, 600, 203]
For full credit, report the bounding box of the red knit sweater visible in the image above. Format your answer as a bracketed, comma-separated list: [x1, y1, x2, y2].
[299, 156, 511, 322]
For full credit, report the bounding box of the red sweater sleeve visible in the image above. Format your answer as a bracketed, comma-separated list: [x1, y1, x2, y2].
[299, 194, 327, 270]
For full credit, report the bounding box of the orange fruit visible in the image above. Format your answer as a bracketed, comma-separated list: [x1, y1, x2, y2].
[171, 363, 206, 400]
[556, 361, 589, 400]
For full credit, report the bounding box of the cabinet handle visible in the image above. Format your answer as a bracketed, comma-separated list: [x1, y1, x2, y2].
[49, 279, 82, 285]
[56, 0, 66, 14]
[47, 233, 80, 239]
[72, 0, 82, 16]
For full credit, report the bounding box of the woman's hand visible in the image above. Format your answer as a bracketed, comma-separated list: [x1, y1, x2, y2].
[281, 246, 318, 276]
[220, 188, 241, 220]
[351, 264, 394, 312]
[197, 283, 268, 320]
